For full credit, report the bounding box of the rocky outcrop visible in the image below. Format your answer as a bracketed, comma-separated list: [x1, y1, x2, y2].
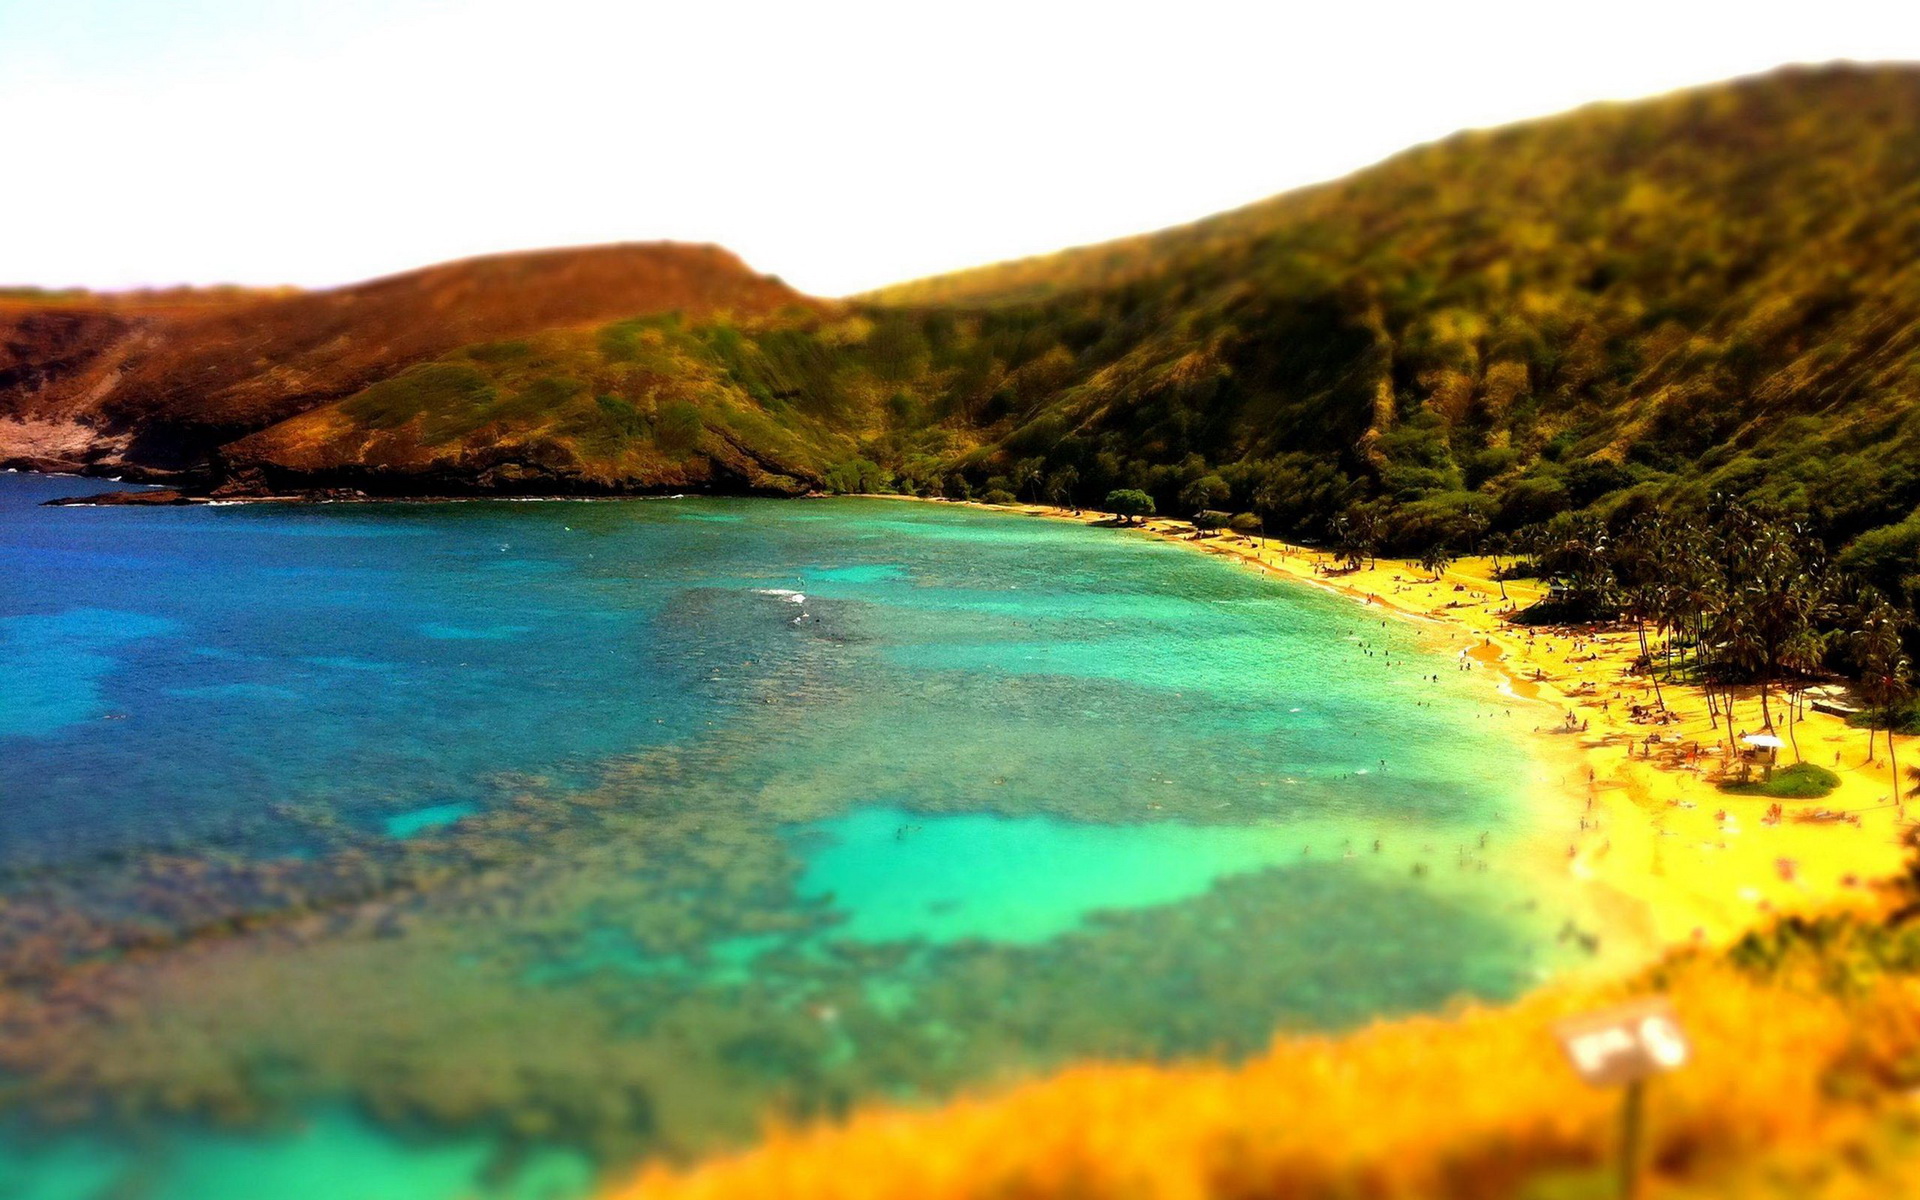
[42, 489, 197, 507]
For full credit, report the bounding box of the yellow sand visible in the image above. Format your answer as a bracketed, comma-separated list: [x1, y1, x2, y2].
[889, 496, 1912, 957]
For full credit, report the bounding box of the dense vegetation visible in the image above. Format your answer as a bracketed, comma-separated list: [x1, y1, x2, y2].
[1471, 500, 1916, 773]
[858, 66, 1920, 558]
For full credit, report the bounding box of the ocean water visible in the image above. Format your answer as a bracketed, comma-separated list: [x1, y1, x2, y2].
[0, 473, 1602, 1198]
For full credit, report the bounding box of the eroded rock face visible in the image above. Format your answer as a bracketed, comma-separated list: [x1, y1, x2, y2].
[0, 307, 134, 396]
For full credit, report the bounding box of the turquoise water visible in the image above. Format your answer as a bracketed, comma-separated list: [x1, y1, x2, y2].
[0, 473, 1594, 1198]
[0, 1109, 592, 1200]
[798, 807, 1347, 944]
[384, 801, 482, 838]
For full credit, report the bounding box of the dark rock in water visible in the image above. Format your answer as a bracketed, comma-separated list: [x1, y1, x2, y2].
[42, 488, 199, 506]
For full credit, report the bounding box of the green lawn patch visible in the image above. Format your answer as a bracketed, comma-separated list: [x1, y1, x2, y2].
[1720, 762, 1840, 799]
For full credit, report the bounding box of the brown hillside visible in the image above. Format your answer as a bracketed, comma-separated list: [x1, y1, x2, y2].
[0, 243, 813, 476]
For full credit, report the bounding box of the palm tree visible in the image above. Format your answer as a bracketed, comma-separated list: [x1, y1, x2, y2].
[1011, 458, 1046, 504]
[1852, 590, 1913, 805]
[1727, 517, 1822, 732]
[1461, 509, 1490, 556]
[1336, 499, 1382, 568]
[1712, 597, 1759, 733]
[1533, 512, 1615, 617]
[1615, 514, 1664, 694]
[1045, 466, 1079, 510]
[1180, 474, 1231, 518]
[1329, 510, 1377, 573]
[1346, 505, 1383, 570]
[1647, 515, 1712, 706]
[1251, 480, 1280, 546]
[1328, 513, 1357, 572]
[1673, 529, 1725, 720]
[1779, 627, 1827, 763]
[1418, 543, 1453, 581]
[1484, 532, 1511, 604]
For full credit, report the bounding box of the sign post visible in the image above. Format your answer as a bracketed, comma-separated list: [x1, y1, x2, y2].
[1552, 997, 1690, 1200]
[1618, 1074, 1646, 1200]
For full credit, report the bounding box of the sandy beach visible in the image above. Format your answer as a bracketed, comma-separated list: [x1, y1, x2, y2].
[895, 496, 1914, 961]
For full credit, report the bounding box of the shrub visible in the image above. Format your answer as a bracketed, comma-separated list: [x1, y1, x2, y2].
[654, 402, 705, 455]
[1105, 489, 1155, 522]
[1499, 470, 1571, 527]
[1839, 514, 1920, 609]
[1563, 457, 1639, 506]
[1179, 474, 1231, 513]
[823, 458, 892, 494]
[1463, 446, 1521, 489]
[339, 364, 495, 432]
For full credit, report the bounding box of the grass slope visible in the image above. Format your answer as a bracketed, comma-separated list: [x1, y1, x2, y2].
[217, 309, 979, 494]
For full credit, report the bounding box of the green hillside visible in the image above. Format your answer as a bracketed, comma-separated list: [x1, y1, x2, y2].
[219, 302, 1092, 498]
[13, 63, 1920, 605]
[857, 65, 1920, 565]
[253, 65, 1920, 576]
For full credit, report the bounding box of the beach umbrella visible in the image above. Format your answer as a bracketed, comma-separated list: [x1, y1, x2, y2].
[1741, 733, 1785, 749]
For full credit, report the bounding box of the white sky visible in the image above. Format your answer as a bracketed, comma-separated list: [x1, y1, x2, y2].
[3, 0, 1919, 297]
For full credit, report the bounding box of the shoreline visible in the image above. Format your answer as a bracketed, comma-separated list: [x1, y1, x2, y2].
[27, 471, 1912, 965]
[899, 495, 1912, 964]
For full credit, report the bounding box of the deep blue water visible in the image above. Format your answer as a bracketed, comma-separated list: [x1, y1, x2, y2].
[0, 472, 1595, 1199]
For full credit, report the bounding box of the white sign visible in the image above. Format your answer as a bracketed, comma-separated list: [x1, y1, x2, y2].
[1553, 997, 1689, 1087]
